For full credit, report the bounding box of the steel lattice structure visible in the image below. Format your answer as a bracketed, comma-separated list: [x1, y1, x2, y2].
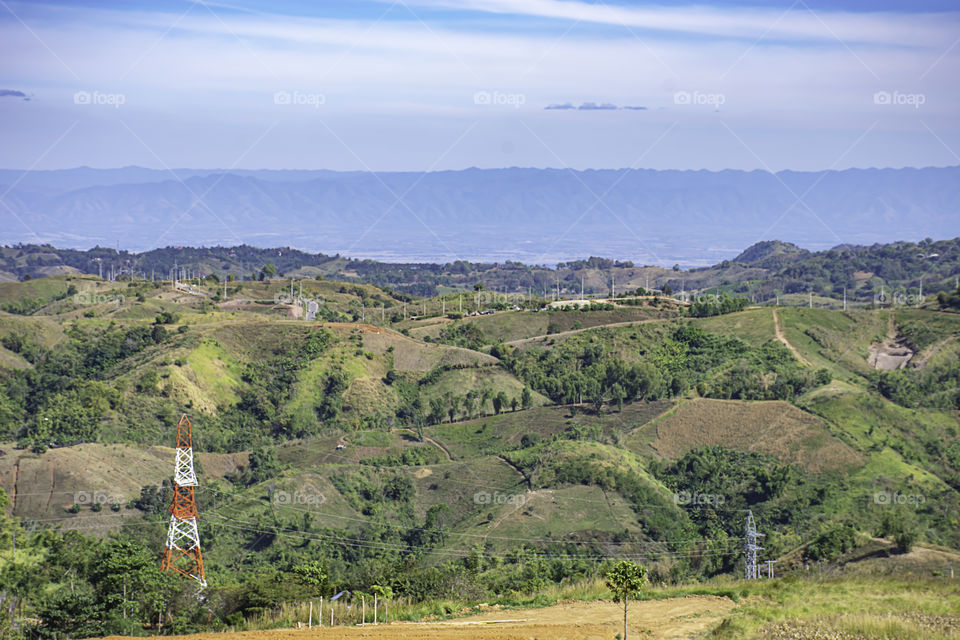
[743, 510, 765, 580]
[161, 414, 207, 588]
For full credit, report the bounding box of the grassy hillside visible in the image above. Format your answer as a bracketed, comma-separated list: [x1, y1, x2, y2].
[1, 271, 959, 639]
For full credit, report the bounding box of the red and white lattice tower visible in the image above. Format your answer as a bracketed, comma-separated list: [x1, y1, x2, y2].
[160, 414, 207, 587]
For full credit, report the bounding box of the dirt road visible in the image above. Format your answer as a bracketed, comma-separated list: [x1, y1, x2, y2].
[104, 596, 735, 640]
[772, 309, 812, 366]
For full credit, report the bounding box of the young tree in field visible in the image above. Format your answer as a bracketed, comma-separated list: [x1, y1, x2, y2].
[521, 386, 533, 410]
[480, 388, 493, 415]
[448, 395, 461, 423]
[493, 391, 508, 415]
[611, 383, 625, 412]
[510, 396, 519, 412]
[606, 560, 647, 640]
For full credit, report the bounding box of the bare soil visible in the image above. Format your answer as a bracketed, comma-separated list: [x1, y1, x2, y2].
[868, 315, 914, 370]
[102, 596, 735, 640]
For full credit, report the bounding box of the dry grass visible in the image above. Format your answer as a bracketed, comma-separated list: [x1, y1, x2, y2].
[646, 398, 863, 472]
[761, 612, 960, 640]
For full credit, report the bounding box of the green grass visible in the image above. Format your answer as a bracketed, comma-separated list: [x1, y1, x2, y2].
[418, 366, 549, 412]
[184, 338, 244, 407]
[429, 400, 673, 460]
[705, 575, 960, 639]
[693, 308, 776, 346]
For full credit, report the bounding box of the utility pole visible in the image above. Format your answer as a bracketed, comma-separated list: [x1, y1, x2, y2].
[744, 510, 764, 580]
[459, 294, 462, 314]
[843, 287, 846, 311]
[611, 271, 615, 298]
[581, 274, 584, 300]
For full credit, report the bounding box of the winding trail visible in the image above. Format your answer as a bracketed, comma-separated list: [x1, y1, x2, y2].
[773, 308, 812, 366]
[395, 429, 453, 461]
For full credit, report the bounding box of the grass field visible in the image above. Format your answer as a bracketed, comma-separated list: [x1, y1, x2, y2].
[632, 397, 864, 472]
[102, 574, 960, 640]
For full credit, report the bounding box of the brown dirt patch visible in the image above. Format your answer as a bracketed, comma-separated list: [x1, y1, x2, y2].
[103, 596, 735, 640]
[649, 398, 863, 472]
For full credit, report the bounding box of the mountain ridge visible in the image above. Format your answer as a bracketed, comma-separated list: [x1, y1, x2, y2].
[2, 166, 958, 266]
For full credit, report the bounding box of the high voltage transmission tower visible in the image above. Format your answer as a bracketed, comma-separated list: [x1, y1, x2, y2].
[743, 510, 764, 580]
[161, 414, 207, 588]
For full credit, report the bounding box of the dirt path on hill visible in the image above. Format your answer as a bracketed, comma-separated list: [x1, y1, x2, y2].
[773, 309, 812, 366]
[868, 313, 914, 370]
[395, 429, 453, 461]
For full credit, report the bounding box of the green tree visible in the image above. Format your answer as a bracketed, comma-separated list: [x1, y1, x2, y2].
[246, 447, 281, 485]
[521, 386, 533, 410]
[259, 263, 277, 281]
[292, 560, 327, 595]
[493, 391, 508, 415]
[611, 382, 625, 412]
[605, 560, 647, 640]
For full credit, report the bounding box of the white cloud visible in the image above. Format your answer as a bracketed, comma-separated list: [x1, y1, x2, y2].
[0, 1, 956, 170]
[392, 0, 958, 46]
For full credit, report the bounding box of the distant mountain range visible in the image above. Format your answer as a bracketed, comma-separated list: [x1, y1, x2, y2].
[3, 238, 958, 303]
[1, 165, 958, 266]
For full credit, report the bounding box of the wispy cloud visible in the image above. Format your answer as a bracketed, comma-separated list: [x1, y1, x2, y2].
[390, 0, 957, 46]
[0, 1, 956, 171]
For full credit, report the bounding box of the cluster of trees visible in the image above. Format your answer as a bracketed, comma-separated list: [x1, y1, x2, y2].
[396, 376, 534, 428]
[687, 292, 750, 317]
[0, 322, 172, 446]
[938, 285, 960, 311]
[874, 362, 960, 410]
[504, 323, 828, 409]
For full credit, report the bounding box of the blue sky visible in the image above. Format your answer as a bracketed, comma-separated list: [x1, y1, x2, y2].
[1, 0, 957, 171]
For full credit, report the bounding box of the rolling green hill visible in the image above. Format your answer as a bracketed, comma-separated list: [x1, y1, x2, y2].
[1, 268, 959, 638]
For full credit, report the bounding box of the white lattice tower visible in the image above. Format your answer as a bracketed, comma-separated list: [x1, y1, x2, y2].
[743, 510, 764, 580]
[161, 414, 207, 588]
